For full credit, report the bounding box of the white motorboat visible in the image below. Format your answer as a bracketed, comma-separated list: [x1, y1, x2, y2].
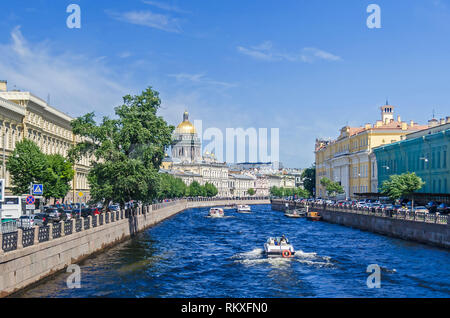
[263, 236, 295, 258]
[208, 207, 225, 218]
[285, 209, 307, 218]
[236, 205, 251, 213]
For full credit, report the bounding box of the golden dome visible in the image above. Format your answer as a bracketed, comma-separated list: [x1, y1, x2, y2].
[176, 110, 196, 134]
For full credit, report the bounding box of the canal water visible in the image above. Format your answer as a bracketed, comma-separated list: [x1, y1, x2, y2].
[17, 205, 449, 298]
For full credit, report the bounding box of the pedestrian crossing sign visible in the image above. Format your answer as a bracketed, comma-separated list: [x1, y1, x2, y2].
[33, 184, 43, 195]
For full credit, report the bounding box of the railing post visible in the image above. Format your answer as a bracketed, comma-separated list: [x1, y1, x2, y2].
[80, 217, 85, 231]
[72, 218, 76, 233]
[17, 228, 23, 250]
[48, 223, 53, 241]
[88, 215, 93, 228]
[33, 226, 39, 244]
[0, 233, 4, 255]
[60, 221, 66, 237]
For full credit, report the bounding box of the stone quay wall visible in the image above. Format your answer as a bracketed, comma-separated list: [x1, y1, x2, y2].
[0, 197, 270, 297]
[271, 199, 449, 249]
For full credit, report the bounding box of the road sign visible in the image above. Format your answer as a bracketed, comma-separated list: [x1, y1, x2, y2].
[78, 191, 84, 197]
[26, 204, 35, 210]
[26, 195, 35, 205]
[32, 184, 43, 195]
[0, 179, 4, 202]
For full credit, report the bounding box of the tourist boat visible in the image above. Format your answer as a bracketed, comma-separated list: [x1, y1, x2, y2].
[208, 207, 225, 218]
[236, 205, 251, 213]
[306, 211, 322, 221]
[264, 236, 295, 258]
[285, 209, 307, 218]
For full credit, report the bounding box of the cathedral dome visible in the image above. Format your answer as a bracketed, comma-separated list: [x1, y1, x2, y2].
[176, 111, 196, 134]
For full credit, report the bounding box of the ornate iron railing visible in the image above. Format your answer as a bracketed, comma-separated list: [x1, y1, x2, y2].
[76, 219, 82, 232]
[92, 216, 97, 228]
[38, 226, 50, 242]
[52, 223, 62, 239]
[64, 220, 73, 235]
[84, 217, 90, 230]
[22, 228, 35, 248]
[99, 214, 104, 226]
[2, 231, 18, 252]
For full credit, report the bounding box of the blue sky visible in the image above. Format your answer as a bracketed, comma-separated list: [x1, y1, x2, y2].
[1, 0, 449, 167]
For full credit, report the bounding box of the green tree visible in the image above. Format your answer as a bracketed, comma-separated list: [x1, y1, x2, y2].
[320, 177, 344, 197]
[247, 188, 256, 196]
[204, 182, 219, 197]
[187, 181, 205, 197]
[381, 172, 425, 209]
[270, 186, 282, 197]
[5, 139, 47, 195]
[43, 154, 75, 203]
[301, 165, 316, 196]
[69, 87, 174, 208]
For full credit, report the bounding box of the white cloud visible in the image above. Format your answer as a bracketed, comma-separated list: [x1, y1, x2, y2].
[142, 1, 190, 14]
[237, 41, 341, 63]
[168, 73, 236, 89]
[0, 26, 129, 118]
[106, 9, 182, 33]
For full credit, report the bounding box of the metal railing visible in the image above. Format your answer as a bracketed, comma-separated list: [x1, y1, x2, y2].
[38, 226, 49, 243]
[1, 220, 18, 234]
[2, 231, 18, 252]
[272, 200, 449, 225]
[22, 228, 35, 248]
[52, 223, 61, 239]
[64, 220, 73, 236]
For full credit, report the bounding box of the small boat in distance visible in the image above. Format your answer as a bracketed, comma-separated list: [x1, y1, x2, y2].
[285, 209, 306, 218]
[264, 236, 295, 258]
[208, 207, 225, 218]
[306, 211, 322, 221]
[236, 205, 251, 213]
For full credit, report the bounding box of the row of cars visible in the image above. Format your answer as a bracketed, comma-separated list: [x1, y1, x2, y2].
[18, 203, 121, 228]
[294, 198, 449, 215]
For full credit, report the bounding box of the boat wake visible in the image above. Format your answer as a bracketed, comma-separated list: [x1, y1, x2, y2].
[231, 248, 334, 268]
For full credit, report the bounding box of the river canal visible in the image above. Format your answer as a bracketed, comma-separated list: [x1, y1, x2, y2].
[16, 204, 450, 298]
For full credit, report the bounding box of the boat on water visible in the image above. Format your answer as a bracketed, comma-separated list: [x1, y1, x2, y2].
[208, 207, 225, 218]
[306, 211, 322, 221]
[264, 236, 295, 258]
[236, 205, 251, 213]
[285, 209, 307, 218]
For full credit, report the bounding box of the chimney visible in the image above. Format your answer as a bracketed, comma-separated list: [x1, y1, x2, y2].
[397, 115, 401, 122]
[0, 80, 6, 92]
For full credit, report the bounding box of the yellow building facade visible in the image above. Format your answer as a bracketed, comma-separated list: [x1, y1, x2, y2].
[0, 81, 91, 202]
[315, 104, 428, 199]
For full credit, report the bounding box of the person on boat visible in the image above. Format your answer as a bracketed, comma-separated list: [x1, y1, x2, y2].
[280, 235, 287, 244]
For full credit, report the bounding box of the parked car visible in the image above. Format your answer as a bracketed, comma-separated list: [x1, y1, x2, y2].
[412, 206, 429, 213]
[45, 207, 65, 223]
[426, 201, 438, 213]
[18, 214, 48, 228]
[437, 203, 449, 215]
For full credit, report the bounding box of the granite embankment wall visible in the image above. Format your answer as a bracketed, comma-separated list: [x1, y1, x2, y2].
[271, 200, 449, 249]
[0, 198, 269, 297]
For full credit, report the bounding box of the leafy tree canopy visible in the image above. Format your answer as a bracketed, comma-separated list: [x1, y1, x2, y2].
[381, 172, 425, 201]
[69, 87, 174, 207]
